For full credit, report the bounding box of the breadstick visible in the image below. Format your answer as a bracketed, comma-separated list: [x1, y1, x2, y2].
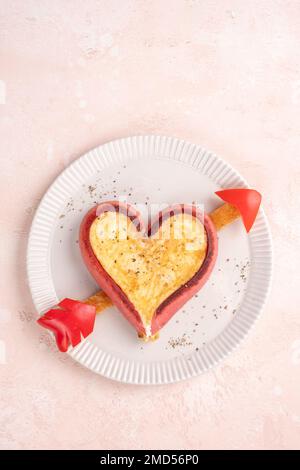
[84, 291, 112, 314]
[209, 203, 240, 231]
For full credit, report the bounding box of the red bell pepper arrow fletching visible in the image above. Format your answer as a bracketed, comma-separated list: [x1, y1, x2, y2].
[37, 298, 96, 352]
[215, 188, 262, 232]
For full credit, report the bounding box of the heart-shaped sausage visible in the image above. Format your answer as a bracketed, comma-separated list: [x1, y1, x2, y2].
[80, 201, 218, 337]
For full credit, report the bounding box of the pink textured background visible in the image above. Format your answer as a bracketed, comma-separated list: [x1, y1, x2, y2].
[1, 0, 300, 450]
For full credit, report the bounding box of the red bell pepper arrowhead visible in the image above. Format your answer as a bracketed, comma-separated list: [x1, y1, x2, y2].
[37, 299, 96, 352]
[215, 188, 262, 232]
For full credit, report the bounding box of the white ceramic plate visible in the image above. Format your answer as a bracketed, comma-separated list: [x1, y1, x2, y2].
[27, 136, 272, 384]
